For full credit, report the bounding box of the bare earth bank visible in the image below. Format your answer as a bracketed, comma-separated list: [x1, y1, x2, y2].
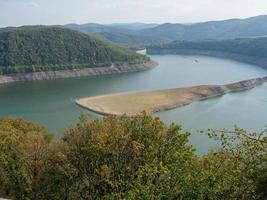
[0, 61, 158, 85]
[76, 76, 267, 116]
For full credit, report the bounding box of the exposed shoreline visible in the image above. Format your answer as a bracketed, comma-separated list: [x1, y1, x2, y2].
[0, 61, 158, 85]
[76, 76, 267, 116]
[147, 49, 267, 70]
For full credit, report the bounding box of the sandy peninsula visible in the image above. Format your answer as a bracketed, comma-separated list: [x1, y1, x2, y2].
[76, 76, 267, 116]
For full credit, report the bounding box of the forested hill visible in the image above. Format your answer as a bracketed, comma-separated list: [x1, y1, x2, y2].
[89, 32, 169, 48]
[148, 37, 267, 69]
[0, 26, 149, 75]
[138, 15, 267, 41]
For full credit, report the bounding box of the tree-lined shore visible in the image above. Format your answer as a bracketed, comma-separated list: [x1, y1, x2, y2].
[148, 37, 267, 70]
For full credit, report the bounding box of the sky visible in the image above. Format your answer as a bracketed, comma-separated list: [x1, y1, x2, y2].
[0, 0, 267, 27]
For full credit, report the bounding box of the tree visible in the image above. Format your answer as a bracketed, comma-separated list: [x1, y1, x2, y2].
[0, 117, 53, 199]
[62, 112, 196, 199]
[195, 127, 267, 200]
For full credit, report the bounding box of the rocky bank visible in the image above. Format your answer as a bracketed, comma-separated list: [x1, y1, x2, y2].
[0, 61, 157, 85]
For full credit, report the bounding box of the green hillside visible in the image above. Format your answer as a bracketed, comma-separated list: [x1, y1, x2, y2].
[65, 23, 169, 48]
[139, 15, 267, 41]
[148, 37, 267, 69]
[64, 15, 267, 48]
[91, 32, 170, 48]
[0, 26, 149, 75]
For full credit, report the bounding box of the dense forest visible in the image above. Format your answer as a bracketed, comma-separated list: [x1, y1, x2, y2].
[0, 26, 149, 75]
[90, 32, 169, 48]
[148, 37, 267, 57]
[148, 37, 267, 69]
[0, 113, 266, 200]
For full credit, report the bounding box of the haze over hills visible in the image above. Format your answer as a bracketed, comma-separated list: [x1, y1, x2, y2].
[65, 23, 134, 35]
[65, 15, 267, 48]
[140, 15, 267, 40]
[106, 23, 159, 31]
[65, 22, 158, 33]
[92, 32, 170, 49]
[2, 15, 266, 49]
[0, 26, 149, 75]
[65, 23, 168, 48]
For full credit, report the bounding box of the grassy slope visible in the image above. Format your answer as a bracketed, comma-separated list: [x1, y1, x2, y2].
[76, 77, 267, 116]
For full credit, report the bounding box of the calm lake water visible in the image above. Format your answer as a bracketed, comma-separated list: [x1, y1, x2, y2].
[1, 55, 267, 154]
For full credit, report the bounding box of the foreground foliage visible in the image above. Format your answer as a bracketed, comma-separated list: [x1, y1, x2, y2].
[0, 113, 266, 199]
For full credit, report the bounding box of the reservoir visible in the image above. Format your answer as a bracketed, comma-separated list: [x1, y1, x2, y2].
[1, 55, 267, 153]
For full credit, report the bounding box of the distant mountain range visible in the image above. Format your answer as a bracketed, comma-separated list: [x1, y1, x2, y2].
[140, 15, 267, 40]
[65, 23, 168, 48]
[65, 15, 267, 48]
[65, 22, 159, 33]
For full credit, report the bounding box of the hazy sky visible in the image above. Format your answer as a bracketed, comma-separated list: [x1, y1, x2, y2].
[1, 0, 267, 27]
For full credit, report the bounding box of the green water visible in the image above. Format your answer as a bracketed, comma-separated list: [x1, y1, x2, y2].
[1, 55, 267, 153]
